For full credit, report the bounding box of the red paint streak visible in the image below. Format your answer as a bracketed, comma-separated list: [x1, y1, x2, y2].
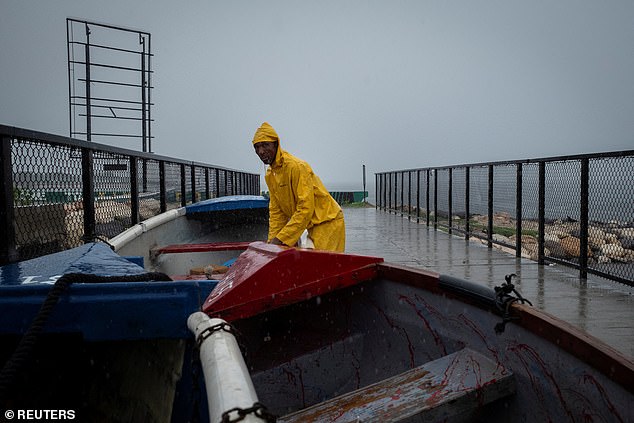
[282, 364, 306, 408]
[581, 373, 625, 423]
[349, 348, 362, 389]
[403, 292, 511, 382]
[366, 297, 418, 367]
[399, 294, 447, 356]
[508, 342, 575, 423]
[457, 314, 508, 375]
[425, 385, 448, 407]
[331, 408, 346, 422]
[391, 387, 402, 400]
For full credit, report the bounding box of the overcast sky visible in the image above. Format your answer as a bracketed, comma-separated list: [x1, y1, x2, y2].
[1, 0, 633, 188]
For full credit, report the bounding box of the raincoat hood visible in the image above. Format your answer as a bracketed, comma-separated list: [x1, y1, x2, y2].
[253, 122, 284, 167]
[252, 122, 279, 145]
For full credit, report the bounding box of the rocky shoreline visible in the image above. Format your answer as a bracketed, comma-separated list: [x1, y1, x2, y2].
[469, 212, 634, 265]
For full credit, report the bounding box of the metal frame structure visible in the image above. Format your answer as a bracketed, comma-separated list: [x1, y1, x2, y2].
[67, 19, 153, 152]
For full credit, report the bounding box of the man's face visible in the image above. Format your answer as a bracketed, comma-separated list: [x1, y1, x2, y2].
[254, 141, 278, 165]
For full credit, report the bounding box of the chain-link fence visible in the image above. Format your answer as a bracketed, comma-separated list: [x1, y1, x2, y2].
[376, 151, 634, 286]
[1, 125, 260, 264]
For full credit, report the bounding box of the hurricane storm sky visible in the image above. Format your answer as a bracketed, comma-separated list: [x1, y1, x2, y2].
[1, 0, 633, 188]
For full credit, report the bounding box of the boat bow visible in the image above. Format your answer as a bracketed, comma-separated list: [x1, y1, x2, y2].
[203, 242, 383, 321]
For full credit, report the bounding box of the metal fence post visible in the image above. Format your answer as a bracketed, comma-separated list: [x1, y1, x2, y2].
[488, 165, 494, 249]
[81, 147, 96, 243]
[397, 172, 405, 217]
[215, 168, 220, 198]
[0, 135, 17, 264]
[465, 166, 470, 240]
[448, 168, 453, 235]
[393, 172, 397, 213]
[538, 161, 545, 265]
[190, 164, 197, 204]
[416, 170, 420, 223]
[407, 171, 411, 220]
[180, 164, 187, 207]
[383, 173, 387, 211]
[159, 160, 166, 213]
[516, 163, 522, 257]
[130, 156, 139, 225]
[389, 173, 392, 212]
[84, 23, 92, 142]
[375, 173, 378, 209]
[205, 168, 210, 200]
[426, 169, 430, 227]
[580, 158, 589, 279]
[434, 169, 438, 229]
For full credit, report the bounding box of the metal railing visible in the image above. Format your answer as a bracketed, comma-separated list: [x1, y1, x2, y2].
[0, 124, 260, 265]
[376, 150, 634, 286]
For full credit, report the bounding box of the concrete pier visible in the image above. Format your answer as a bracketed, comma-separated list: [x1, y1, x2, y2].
[343, 206, 634, 358]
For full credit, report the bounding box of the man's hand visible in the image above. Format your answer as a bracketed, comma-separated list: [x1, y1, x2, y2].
[269, 237, 284, 246]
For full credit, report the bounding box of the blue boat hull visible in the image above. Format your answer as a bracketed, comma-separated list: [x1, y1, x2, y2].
[0, 195, 269, 422]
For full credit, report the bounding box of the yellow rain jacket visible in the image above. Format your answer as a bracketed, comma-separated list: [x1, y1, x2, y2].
[253, 123, 345, 252]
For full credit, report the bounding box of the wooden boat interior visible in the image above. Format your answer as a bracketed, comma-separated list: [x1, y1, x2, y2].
[197, 242, 633, 422]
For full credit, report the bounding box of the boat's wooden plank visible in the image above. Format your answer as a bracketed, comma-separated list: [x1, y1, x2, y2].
[152, 241, 253, 255]
[278, 348, 515, 423]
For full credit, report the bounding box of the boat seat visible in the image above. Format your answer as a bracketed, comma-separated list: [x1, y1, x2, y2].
[150, 241, 253, 258]
[278, 348, 515, 423]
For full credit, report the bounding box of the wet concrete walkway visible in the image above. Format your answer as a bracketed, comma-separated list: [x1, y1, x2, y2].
[342, 206, 634, 358]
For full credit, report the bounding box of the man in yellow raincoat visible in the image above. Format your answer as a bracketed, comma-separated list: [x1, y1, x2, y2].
[252, 122, 345, 252]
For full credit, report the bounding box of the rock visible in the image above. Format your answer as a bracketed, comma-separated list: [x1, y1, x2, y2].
[522, 234, 538, 245]
[588, 226, 606, 239]
[614, 228, 634, 238]
[472, 213, 514, 228]
[492, 234, 512, 244]
[139, 199, 161, 220]
[494, 244, 516, 256]
[548, 229, 570, 239]
[559, 221, 580, 234]
[521, 220, 539, 231]
[619, 236, 634, 250]
[544, 233, 560, 243]
[545, 240, 567, 259]
[599, 243, 626, 259]
[492, 212, 513, 227]
[523, 244, 539, 261]
[588, 235, 605, 249]
[560, 236, 592, 258]
[510, 234, 537, 246]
